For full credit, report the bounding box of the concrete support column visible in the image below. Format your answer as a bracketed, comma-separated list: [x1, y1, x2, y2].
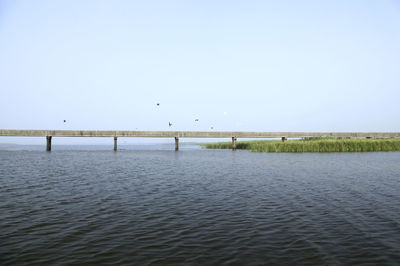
[46, 136, 52, 151]
[175, 137, 179, 151]
[114, 137, 118, 151]
[232, 136, 237, 151]
[282, 137, 287, 142]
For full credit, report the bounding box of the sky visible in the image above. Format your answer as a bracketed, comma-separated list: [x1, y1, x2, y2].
[1, 0, 400, 144]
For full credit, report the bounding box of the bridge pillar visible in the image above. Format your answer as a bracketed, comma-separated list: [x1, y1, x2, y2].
[175, 137, 179, 151]
[232, 137, 237, 150]
[282, 137, 287, 142]
[46, 136, 52, 151]
[114, 137, 117, 151]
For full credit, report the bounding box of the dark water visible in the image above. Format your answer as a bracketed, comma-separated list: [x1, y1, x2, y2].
[1, 146, 400, 265]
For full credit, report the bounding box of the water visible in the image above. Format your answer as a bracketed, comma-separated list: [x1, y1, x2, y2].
[1, 146, 400, 265]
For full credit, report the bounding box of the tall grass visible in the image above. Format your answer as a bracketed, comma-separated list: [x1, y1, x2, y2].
[203, 138, 400, 152]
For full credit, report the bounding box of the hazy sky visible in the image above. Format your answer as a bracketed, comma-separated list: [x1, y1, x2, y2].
[1, 0, 400, 144]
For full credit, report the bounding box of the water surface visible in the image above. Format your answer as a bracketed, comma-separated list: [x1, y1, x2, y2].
[1, 146, 400, 265]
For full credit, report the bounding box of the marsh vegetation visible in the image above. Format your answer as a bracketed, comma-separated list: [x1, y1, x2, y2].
[203, 138, 400, 152]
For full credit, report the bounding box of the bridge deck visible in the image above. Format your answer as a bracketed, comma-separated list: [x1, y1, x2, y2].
[1, 129, 399, 138]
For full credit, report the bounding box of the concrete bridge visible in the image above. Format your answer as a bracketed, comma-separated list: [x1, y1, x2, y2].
[1, 129, 399, 151]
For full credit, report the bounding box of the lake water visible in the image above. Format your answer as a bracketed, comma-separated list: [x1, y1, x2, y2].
[1, 145, 400, 265]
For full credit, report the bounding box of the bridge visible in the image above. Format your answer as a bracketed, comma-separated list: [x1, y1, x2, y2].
[1, 129, 399, 151]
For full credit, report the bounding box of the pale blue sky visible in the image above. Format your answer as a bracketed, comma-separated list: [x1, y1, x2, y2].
[1, 0, 400, 144]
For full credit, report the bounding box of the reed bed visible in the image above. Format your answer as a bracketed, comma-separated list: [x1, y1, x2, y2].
[203, 138, 400, 152]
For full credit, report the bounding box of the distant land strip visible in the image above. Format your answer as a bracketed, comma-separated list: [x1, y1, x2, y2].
[1, 129, 400, 138]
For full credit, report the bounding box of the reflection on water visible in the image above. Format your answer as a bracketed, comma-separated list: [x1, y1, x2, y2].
[1, 147, 400, 265]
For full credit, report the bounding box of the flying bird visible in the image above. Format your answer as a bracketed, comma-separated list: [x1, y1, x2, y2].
[156, 103, 160, 106]
[195, 119, 199, 122]
[169, 122, 172, 127]
[63, 120, 66, 123]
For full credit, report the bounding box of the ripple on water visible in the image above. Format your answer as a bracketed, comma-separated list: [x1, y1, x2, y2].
[1, 150, 400, 265]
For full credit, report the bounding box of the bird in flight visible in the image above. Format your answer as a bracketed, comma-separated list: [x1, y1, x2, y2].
[169, 122, 172, 127]
[195, 119, 199, 122]
[63, 120, 66, 123]
[156, 103, 160, 106]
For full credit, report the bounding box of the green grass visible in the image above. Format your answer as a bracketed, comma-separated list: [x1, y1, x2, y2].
[202, 138, 400, 153]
